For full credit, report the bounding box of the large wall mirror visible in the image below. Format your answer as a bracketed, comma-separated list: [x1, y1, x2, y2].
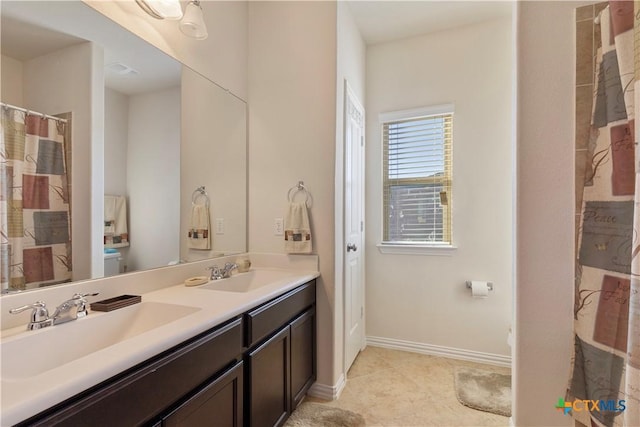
[0, 1, 247, 294]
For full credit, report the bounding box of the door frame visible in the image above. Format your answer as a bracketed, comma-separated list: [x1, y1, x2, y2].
[342, 80, 366, 375]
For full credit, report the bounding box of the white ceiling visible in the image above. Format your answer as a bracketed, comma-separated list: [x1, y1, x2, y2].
[1, 1, 181, 96]
[347, 1, 513, 45]
[1, 15, 85, 62]
[1, 1, 513, 95]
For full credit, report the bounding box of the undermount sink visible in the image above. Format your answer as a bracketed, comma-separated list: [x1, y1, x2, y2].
[1, 302, 200, 381]
[199, 269, 297, 293]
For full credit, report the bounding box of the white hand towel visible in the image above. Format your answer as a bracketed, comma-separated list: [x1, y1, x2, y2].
[104, 196, 117, 222]
[104, 195, 128, 246]
[113, 196, 128, 238]
[284, 201, 312, 254]
[188, 204, 211, 250]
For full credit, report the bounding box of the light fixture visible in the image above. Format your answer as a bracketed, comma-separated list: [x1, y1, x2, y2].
[135, 0, 183, 20]
[136, 0, 208, 40]
[179, 1, 208, 40]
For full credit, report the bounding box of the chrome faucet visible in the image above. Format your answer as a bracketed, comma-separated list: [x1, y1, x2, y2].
[8, 301, 53, 330]
[222, 262, 238, 277]
[9, 292, 99, 331]
[207, 265, 223, 280]
[207, 262, 238, 280]
[50, 293, 99, 325]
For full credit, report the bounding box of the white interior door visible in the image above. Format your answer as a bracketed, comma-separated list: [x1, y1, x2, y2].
[344, 81, 365, 373]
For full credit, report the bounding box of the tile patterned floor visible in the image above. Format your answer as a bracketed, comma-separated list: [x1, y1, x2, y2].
[307, 346, 511, 426]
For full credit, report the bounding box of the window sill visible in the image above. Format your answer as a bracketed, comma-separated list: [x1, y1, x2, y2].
[377, 243, 457, 256]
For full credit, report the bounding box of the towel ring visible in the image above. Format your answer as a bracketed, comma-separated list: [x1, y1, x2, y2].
[287, 181, 312, 207]
[192, 186, 210, 207]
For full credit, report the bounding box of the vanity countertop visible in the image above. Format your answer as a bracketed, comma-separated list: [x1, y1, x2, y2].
[1, 268, 319, 426]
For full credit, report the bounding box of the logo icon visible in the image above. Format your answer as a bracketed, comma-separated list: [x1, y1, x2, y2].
[555, 397, 626, 415]
[555, 398, 572, 415]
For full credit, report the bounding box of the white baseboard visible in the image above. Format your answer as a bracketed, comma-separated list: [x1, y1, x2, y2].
[307, 373, 346, 401]
[367, 336, 512, 367]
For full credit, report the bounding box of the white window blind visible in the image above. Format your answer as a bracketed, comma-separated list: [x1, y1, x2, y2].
[382, 108, 453, 244]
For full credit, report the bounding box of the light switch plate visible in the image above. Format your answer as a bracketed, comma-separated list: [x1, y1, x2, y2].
[215, 218, 224, 235]
[274, 218, 284, 235]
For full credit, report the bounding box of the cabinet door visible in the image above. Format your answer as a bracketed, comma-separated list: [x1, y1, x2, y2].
[246, 327, 290, 427]
[290, 307, 315, 410]
[163, 361, 243, 427]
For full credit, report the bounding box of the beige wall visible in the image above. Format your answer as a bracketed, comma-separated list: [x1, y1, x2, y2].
[1, 54, 24, 106]
[247, 1, 338, 386]
[514, 1, 598, 425]
[365, 17, 513, 359]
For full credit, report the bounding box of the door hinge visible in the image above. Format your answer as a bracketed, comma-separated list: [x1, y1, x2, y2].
[361, 306, 364, 319]
[360, 136, 364, 146]
[360, 221, 363, 232]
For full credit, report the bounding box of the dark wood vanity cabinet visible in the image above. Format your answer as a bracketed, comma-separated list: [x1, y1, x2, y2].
[17, 280, 316, 427]
[244, 281, 316, 427]
[20, 318, 244, 427]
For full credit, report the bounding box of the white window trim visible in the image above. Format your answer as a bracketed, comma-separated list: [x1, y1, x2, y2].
[377, 242, 457, 256]
[379, 103, 455, 123]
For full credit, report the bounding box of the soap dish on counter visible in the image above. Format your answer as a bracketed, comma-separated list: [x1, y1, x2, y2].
[90, 295, 141, 312]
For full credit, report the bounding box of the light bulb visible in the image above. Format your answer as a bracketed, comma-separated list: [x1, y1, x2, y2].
[179, 1, 208, 40]
[136, 0, 183, 20]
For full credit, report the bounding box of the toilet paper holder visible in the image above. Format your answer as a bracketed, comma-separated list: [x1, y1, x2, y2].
[465, 281, 494, 291]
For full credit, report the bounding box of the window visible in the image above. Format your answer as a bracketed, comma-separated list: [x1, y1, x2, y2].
[381, 105, 453, 246]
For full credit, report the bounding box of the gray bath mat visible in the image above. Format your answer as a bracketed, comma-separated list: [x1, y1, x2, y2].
[284, 402, 366, 427]
[454, 367, 512, 417]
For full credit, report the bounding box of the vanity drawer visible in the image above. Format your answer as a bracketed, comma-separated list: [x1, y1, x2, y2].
[245, 280, 315, 348]
[24, 318, 243, 427]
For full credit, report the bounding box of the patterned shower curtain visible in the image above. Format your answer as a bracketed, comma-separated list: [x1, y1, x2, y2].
[0, 105, 72, 292]
[570, 2, 639, 427]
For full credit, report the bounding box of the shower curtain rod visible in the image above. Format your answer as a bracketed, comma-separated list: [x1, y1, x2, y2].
[0, 102, 68, 123]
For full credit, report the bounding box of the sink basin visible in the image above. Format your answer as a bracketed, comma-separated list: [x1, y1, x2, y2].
[199, 269, 297, 293]
[1, 302, 200, 380]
